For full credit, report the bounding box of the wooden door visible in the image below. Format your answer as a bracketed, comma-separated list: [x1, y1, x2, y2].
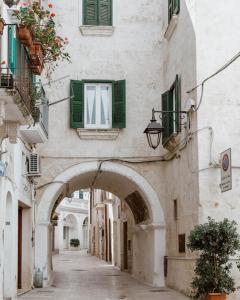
[123, 222, 128, 270]
[104, 205, 108, 261]
[109, 219, 112, 262]
[18, 207, 22, 289]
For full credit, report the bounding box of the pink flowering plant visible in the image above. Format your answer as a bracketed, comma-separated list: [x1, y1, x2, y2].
[13, 2, 70, 71]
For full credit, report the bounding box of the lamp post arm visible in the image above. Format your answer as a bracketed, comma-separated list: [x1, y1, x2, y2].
[153, 110, 188, 114]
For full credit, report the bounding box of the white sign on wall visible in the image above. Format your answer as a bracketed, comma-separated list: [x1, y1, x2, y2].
[0, 161, 5, 177]
[220, 148, 232, 193]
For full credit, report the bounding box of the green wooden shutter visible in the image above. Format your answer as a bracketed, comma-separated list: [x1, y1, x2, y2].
[175, 75, 181, 132]
[8, 25, 17, 73]
[174, 0, 180, 14]
[70, 80, 84, 128]
[168, 89, 174, 136]
[168, 0, 173, 22]
[99, 0, 112, 26]
[162, 91, 169, 145]
[84, 0, 98, 25]
[112, 80, 126, 128]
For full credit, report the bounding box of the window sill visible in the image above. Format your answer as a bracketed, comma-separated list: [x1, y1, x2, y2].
[164, 15, 178, 41]
[77, 128, 120, 140]
[79, 26, 115, 36]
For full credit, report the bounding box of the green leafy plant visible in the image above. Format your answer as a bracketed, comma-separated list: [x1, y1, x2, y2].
[187, 218, 240, 299]
[70, 239, 80, 248]
[13, 2, 70, 71]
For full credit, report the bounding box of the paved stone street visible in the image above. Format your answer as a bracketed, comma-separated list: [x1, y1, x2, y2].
[19, 251, 190, 300]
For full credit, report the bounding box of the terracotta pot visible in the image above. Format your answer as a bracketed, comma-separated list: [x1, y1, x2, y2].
[208, 293, 227, 300]
[17, 25, 33, 47]
[0, 19, 5, 35]
[30, 42, 44, 66]
[31, 63, 44, 75]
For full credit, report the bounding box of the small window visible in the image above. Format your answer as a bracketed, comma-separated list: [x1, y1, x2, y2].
[162, 75, 181, 146]
[79, 191, 84, 199]
[178, 234, 186, 253]
[168, 0, 180, 23]
[70, 80, 126, 130]
[83, 0, 112, 26]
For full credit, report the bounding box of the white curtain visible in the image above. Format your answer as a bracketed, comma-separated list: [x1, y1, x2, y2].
[86, 87, 96, 125]
[100, 86, 110, 125]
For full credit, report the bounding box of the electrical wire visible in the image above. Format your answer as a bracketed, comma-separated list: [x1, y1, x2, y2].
[187, 51, 240, 111]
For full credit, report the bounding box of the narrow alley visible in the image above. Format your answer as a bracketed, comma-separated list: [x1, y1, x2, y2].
[18, 251, 190, 300]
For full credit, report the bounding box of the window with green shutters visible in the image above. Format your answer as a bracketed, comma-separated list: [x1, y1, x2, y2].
[83, 0, 112, 26]
[161, 75, 181, 146]
[70, 80, 125, 129]
[168, 0, 180, 23]
[8, 25, 17, 73]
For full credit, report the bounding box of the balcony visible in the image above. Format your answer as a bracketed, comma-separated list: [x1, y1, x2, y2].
[19, 84, 49, 144]
[0, 67, 34, 124]
[0, 25, 39, 124]
[0, 25, 49, 143]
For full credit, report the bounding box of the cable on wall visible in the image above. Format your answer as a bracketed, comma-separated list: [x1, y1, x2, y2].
[187, 51, 240, 111]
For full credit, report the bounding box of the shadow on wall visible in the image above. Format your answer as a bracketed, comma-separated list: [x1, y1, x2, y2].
[162, 0, 198, 296]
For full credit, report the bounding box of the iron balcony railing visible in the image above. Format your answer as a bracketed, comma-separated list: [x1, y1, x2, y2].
[0, 24, 35, 117]
[32, 84, 49, 137]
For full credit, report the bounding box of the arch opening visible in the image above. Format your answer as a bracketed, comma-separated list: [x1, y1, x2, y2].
[35, 161, 166, 287]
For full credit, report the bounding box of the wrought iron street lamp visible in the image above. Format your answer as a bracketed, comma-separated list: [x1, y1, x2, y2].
[144, 108, 188, 150]
[144, 109, 163, 150]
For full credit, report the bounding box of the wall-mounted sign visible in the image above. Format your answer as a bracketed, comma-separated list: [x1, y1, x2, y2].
[220, 148, 232, 193]
[0, 161, 5, 177]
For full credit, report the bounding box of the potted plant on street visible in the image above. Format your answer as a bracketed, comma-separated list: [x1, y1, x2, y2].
[187, 218, 240, 300]
[70, 239, 80, 250]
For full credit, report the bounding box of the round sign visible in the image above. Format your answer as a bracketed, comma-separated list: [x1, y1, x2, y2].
[222, 154, 229, 172]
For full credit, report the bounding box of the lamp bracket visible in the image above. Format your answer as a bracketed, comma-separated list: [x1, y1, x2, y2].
[152, 108, 188, 121]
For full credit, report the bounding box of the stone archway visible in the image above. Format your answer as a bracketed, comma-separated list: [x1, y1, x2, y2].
[35, 161, 166, 287]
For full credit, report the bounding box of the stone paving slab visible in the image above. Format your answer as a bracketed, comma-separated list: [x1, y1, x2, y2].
[19, 251, 191, 300]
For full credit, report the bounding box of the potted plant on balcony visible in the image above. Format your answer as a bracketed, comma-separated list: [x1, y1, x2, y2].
[13, 2, 70, 74]
[70, 239, 80, 250]
[30, 41, 44, 66]
[187, 218, 240, 300]
[13, 5, 36, 47]
[0, 17, 5, 35]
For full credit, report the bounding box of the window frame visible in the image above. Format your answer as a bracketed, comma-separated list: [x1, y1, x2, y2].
[70, 79, 126, 130]
[162, 75, 181, 146]
[83, 0, 113, 26]
[84, 82, 112, 130]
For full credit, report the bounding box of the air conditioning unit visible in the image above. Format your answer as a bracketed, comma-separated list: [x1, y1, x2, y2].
[28, 153, 41, 176]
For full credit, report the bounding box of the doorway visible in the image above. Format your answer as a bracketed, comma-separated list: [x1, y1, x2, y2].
[18, 207, 23, 289]
[123, 221, 128, 270]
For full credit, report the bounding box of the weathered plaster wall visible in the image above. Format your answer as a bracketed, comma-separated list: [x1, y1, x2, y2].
[39, 0, 163, 158]
[160, 0, 199, 294]
[34, 0, 240, 297]
[194, 2, 240, 299]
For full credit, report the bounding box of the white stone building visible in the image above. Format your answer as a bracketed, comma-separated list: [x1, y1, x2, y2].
[1, 0, 240, 299]
[89, 189, 135, 273]
[0, 0, 49, 299]
[34, 0, 240, 298]
[53, 191, 89, 252]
